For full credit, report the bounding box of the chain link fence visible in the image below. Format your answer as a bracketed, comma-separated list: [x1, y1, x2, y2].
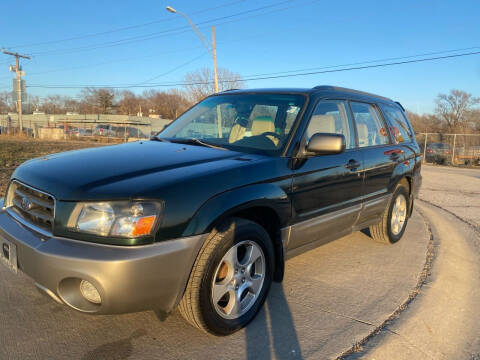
[416, 133, 480, 166]
[0, 114, 172, 143]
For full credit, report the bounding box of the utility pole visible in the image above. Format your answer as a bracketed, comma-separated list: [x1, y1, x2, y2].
[211, 26, 219, 93]
[2, 49, 30, 134]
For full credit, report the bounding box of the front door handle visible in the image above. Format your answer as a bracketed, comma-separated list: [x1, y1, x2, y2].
[345, 159, 361, 170]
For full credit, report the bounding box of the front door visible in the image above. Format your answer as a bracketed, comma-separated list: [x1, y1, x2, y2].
[288, 100, 364, 251]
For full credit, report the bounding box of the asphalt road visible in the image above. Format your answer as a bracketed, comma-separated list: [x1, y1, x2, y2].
[0, 213, 429, 359]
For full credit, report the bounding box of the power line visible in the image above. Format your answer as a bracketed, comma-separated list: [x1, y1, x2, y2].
[3, 0, 247, 49]
[23, 0, 309, 57]
[135, 53, 208, 85]
[0, 45, 207, 80]
[26, 49, 480, 89]
[243, 46, 480, 78]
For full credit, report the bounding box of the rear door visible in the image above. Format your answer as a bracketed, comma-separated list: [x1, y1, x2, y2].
[349, 101, 402, 226]
[288, 100, 364, 251]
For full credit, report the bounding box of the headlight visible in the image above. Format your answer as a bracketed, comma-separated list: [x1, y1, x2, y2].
[68, 201, 162, 238]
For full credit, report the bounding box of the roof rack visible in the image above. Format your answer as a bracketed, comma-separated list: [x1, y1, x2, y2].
[312, 85, 392, 101]
[221, 89, 239, 92]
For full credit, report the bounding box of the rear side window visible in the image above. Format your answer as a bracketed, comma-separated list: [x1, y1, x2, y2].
[306, 100, 356, 149]
[380, 104, 414, 143]
[350, 102, 389, 147]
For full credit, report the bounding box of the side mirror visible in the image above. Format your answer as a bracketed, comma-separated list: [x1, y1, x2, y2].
[306, 133, 345, 155]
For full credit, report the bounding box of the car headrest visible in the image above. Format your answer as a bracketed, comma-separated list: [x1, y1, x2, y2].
[357, 123, 368, 146]
[307, 115, 335, 138]
[251, 116, 275, 136]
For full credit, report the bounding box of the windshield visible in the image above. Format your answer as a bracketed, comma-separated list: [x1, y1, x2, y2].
[158, 93, 306, 155]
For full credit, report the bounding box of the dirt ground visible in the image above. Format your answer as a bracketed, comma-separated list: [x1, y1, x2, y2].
[0, 137, 105, 197]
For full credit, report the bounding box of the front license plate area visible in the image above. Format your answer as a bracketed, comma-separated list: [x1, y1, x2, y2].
[0, 237, 18, 274]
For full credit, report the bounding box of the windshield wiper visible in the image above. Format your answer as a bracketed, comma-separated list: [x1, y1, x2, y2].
[170, 138, 227, 150]
[150, 136, 171, 142]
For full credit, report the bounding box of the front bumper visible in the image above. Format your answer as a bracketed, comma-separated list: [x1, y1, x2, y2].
[0, 201, 206, 315]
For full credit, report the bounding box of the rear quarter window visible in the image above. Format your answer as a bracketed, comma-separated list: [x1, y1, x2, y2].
[350, 102, 389, 147]
[380, 104, 414, 143]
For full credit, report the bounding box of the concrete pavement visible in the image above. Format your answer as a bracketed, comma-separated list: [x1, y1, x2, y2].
[349, 165, 480, 359]
[0, 212, 429, 360]
[350, 202, 480, 359]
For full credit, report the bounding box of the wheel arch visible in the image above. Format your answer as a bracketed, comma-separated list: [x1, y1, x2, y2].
[183, 183, 291, 283]
[397, 175, 413, 217]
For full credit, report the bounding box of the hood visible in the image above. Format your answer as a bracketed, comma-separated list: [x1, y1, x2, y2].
[12, 140, 251, 200]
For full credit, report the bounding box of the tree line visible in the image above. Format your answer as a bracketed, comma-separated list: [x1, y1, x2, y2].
[407, 89, 480, 134]
[0, 67, 244, 119]
[0, 65, 478, 133]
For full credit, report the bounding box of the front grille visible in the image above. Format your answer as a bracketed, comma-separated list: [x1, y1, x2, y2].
[6, 180, 55, 234]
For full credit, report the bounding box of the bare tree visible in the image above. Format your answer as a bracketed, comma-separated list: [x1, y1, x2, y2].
[23, 95, 40, 114]
[79, 88, 116, 114]
[435, 89, 480, 131]
[40, 95, 68, 114]
[0, 91, 15, 113]
[140, 89, 191, 119]
[163, 89, 191, 119]
[406, 110, 443, 133]
[117, 90, 138, 115]
[184, 67, 244, 102]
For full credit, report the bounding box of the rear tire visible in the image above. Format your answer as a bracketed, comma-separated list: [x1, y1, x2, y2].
[369, 184, 409, 244]
[178, 217, 274, 335]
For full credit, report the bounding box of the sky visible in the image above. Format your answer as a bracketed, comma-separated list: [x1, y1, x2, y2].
[0, 0, 479, 114]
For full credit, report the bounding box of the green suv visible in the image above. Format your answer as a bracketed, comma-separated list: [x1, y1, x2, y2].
[0, 86, 421, 335]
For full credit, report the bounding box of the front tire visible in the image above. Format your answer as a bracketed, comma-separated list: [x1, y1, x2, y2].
[369, 184, 409, 244]
[178, 217, 274, 335]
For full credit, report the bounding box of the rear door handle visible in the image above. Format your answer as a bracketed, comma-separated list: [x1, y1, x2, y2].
[384, 148, 403, 160]
[384, 149, 403, 156]
[345, 159, 361, 170]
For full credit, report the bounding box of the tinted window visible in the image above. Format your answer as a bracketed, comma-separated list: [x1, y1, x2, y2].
[380, 104, 413, 143]
[350, 102, 389, 147]
[306, 101, 355, 149]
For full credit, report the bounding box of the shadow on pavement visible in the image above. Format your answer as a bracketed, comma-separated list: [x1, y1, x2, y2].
[81, 328, 147, 360]
[246, 283, 303, 360]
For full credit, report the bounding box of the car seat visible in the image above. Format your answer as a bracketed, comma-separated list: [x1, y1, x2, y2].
[306, 115, 336, 139]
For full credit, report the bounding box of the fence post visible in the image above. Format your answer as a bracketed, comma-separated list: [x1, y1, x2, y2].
[451, 133, 457, 165]
[423, 133, 428, 163]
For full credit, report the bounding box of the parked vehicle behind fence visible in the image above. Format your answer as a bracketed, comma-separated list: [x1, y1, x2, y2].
[425, 142, 451, 164]
[0, 86, 422, 335]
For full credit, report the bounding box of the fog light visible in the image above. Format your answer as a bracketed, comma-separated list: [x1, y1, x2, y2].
[79, 280, 101, 304]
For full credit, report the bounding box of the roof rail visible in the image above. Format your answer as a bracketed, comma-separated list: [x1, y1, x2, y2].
[312, 85, 392, 101]
[221, 88, 239, 92]
[395, 101, 405, 111]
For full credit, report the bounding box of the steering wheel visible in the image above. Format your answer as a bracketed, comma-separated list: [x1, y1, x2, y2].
[260, 131, 283, 147]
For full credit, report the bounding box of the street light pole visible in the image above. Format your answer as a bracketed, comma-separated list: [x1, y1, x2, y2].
[166, 6, 219, 93]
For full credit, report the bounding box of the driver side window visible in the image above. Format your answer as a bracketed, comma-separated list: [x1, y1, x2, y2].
[306, 101, 355, 149]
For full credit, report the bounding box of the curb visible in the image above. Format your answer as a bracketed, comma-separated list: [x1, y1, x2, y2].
[336, 207, 437, 359]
